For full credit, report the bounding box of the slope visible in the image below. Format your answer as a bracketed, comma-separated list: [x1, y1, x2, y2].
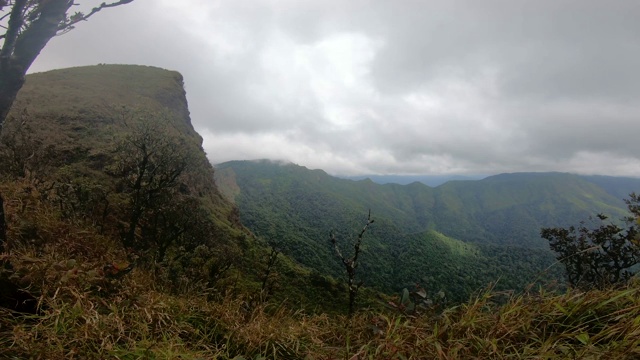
[0, 65, 356, 313]
[215, 160, 637, 300]
[434, 172, 630, 246]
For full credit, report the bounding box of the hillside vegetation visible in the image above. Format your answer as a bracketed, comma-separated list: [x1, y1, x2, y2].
[0, 65, 373, 317]
[1, 65, 639, 359]
[214, 160, 639, 300]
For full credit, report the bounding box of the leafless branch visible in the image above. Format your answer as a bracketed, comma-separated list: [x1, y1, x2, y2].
[329, 210, 374, 316]
[57, 0, 134, 33]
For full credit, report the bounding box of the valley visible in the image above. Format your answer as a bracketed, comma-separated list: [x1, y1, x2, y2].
[215, 160, 640, 301]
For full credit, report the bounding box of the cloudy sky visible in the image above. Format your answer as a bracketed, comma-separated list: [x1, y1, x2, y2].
[28, 0, 640, 176]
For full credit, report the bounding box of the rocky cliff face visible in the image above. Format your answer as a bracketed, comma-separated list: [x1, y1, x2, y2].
[8, 64, 236, 229]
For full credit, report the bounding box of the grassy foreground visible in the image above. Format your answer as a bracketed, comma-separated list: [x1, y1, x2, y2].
[3, 276, 640, 360]
[2, 209, 640, 360]
[0, 180, 639, 359]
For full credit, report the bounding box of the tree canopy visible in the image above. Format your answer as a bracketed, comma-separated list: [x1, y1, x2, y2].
[541, 193, 640, 290]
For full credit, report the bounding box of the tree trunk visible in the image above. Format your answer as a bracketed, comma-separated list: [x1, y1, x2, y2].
[0, 69, 25, 124]
[0, 0, 72, 126]
[125, 210, 142, 249]
[0, 194, 6, 252]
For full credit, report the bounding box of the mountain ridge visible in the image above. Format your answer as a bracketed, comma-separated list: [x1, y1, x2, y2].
[215, 159, 636, 244]
[3, 66, 640, 358]
[2, 65, 369, 312]
[214, 159, 640, 299]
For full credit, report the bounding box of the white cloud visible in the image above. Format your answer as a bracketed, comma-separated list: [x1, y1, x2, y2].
[26, 0, 640, 176]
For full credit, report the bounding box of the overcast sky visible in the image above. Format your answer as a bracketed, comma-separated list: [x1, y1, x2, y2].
[28, 0, 640, 176]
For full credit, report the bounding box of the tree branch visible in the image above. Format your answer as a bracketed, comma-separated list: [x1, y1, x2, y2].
[0, 0, 27, 61]
[58, 0, 134, 33]
[329, 210, 374, 316]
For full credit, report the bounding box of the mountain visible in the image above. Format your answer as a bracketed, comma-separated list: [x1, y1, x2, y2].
[582, 175, 640, 200]
[341, 174, 486, 187]
[1, 65, 359, 313]
[214, 160, 640, 300]
[3, 66, 640, 359]
[9, 64, 235, 224]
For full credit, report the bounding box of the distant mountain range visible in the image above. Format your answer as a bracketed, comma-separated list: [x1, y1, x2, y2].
[214, 160, 640, 301]
[340, 174, 487, 187]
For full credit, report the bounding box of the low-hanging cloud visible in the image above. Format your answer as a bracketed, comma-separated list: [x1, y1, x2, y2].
[27, 0, 640, 176]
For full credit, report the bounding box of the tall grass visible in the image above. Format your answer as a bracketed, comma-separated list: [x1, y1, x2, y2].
[1, 180, 640, 359]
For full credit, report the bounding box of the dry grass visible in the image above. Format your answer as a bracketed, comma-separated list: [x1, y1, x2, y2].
[3, 249, 640, 359]
[2, 64, 639, 359]
[1, 178, 640, 359]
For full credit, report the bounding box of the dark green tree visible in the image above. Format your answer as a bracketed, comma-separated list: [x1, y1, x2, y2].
[541, 193, 640, 290]
[110, 115, 195, 253]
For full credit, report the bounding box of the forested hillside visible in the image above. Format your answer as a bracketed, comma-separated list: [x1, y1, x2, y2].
[215, 160, 640, 301]
[0, 65, 365, 315]
[1, 65, 639, 359]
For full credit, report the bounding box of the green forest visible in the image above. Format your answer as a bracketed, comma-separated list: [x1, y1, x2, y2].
[0, 65, 639, 359]
[214, 160, 640, 302]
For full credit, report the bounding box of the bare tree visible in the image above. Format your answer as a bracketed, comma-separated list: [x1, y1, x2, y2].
[260, 242, 279, 297]
[110, 116, 195, 251]
[330, 210, 374, 316]
[0, 110, 53, 181]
